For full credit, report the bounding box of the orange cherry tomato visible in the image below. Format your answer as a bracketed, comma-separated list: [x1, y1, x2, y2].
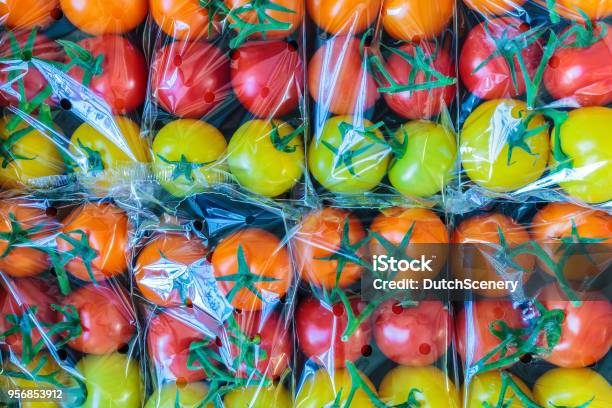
[0, 0, 60, 29]
[531, 202, 612, 281]
[56, 202, 129, 282]
[60, 0, 148, 35]
[211, 228, 293, 311]
[0, 200, 56, 278]
[225, 0, 304, 40]
[150, 0, 221, 40]
[134, 232, 208, 307]
[382, 0, 454, 41]
[307, 0, 381, 35]
[451, 213, 534, 298]
[464, 0, 527, 15]
[293, 208, 368, 289]
[535, 0, 612, 22]
[369, 207, 449, 281]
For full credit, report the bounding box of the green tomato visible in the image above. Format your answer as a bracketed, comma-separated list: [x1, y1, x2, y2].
[227, 119, 304, 197]
[145, 382, 211, 408]
[388, 120, 456, 197]
[76, 353, 142, 408]
[223, 384, 292, 408]
[308, 116, 391, 194]
[152, 119, 228, 198]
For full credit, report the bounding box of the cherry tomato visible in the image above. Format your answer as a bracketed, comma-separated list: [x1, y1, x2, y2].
[150, 0, 221, 41]
[224, 383, 292, 408]
[456, 300, 526, 367]
[134, 232, 208, 307]
[460, 18, 542, 100]
[147, 311, 209, 382]
[461, 99, 549, 192]
[544, 24, 612, 107]
[60, 0, 148, 35]
[211, 228, 292, 311]
[531, 202, 612, 281]
[151, 41, 230, 118]
[0, 31, 62, 108]
[535, 0, 612, 22]
[307, 0, 381, 35]
[379, 366, 460, 407]
[56, 202, 129, 282]
[533, 368, 612, 407]
[295, 367, 378, 408]
[0, 116, 65, 190]
[0, 0, 60, 29]
[76, 352, 142, 408]
[464, 0, 527, 15]
[0, 278, 59, 355]
[225, 0, 304, 40]
[230, 40, 303, 118]
[388, 121, 456, 198]
[373, 300, 451, 366]
[59, 283, 135, 354]
[292, 208, 368, 289]
[231, 310, 291, 379]
[0, 199, 56, 278]
[382, 0, 454, 41]
[308, 36, 379, 115]
[308, 116, 390, 194]
[152, 119, 227, 198]
[452, 213, 534, 298]
[66, 36, 147, 114]
[464, 371, 533, 408]
[550, 106, 612, 203]
[227, 119, 304, 197]
[145, 382, 211, 408]
[296, 297, 371, 368]
[381, 42, 456, 120]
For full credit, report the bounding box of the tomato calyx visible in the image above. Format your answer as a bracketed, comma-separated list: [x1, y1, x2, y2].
[554, 219, 610, 263]
[199, 0, 231, 37]
[0, 212, 43, 257]
[505, 111, 549, 166]
[75, 138, 105, 174]
[228, 0, 297, 49]
[57, 40, 104, 88]
[0, 126, 37, 168]
[270, 122, 304, 153]
[55, 230, 99, 284]
[156, 153, 214, 183]
[369, 222, 416, 281]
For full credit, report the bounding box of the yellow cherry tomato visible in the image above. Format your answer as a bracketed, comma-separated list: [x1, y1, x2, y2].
[145, 382, 211, 408]
[224, 383, 292, 408]
[461, 99, 549, 192]
[227, 119, 304, 197]
[379, 366, 460, 407]
[295, 368, 378, 408]
[464, 371, 533, 408]
[533, 368, 612, 408]
[152, 119, 228, 197]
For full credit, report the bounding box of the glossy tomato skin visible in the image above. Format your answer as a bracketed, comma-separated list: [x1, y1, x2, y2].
[382, 0, 454, 41]
[0, 199, 56, 278]
[151, 41, 230, 118]
[293, 208, 368, 289]
[147, 312, 209, 382]
[150, 0, 220, 41]
[464, 0, 527, 15]
[223, 384, 291, 408]
[60, 283, 135, 354]
[307, 0, 381, 35]
[60, 0, 148, 35]
[456, 300, 526, 367]
[308, 37, 379, 115]
[465, 371, 532, 408]
[0, 31, 62, 107]
[56, 202, 129, 281]
[295, 368, 378, 408]
[66, 36, 147, 114]
[231, 40, 303, 118]
[379, 366, 460, 407]
[0, 0, 60, 29]
[225, 0, 304, 40]
[534, 368, 612, 408]
[544, 24, 612, 107]
[296, 297, 371, 368]
[232, 310, 291, 379]
[460, 18, 542, 100]
[373, 300, 451, 366]
[211, 228, 292, 311]
[535, 0, 612, 22]
[0, 278, 59, 354]
[382, 42, 456, 120]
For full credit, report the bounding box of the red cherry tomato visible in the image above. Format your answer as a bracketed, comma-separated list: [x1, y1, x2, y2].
[231, 310, 291, 379]
[59, 0, 148, 35]
[381, 42, 456, 119]
[296, 297, 372, 368]
[308, 36, 379, 115]
[544, 24, 612, 107]
[456, 300, 526, 367]
[231, 40, 303, 118]
[66, 35, 147, 114]
[0, 278, 59, 354]
[373, 300, 451, 366]
[459, 18, 543, 100]
[59, 283, 135, 354]
[151, 41, 230, 118]
[0, 31, 62, 107]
